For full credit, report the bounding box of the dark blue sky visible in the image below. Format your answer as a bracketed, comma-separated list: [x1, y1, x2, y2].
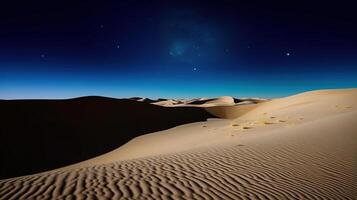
[1, 0, 357, 99]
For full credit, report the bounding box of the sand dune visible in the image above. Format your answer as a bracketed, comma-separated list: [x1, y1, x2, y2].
[1, 89, 356, 199]
[202, 96, 235, 105]
[0, 96, 213, 179]
[204, 103, 258, 119]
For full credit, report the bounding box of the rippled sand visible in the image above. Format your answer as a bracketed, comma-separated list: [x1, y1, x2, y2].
[1, 89, 356, 199]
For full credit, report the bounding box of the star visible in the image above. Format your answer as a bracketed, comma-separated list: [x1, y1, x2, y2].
[193, 67, 197, 71]
[40, 54, 45, 58]
[116, 44, 120, 49]
[286, 52, 291, 56]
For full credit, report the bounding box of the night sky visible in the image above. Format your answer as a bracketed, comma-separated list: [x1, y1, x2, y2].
[1, 0, 357, 99]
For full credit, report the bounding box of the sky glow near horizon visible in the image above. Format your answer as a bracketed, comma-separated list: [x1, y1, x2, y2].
[1, 0, 357, 99]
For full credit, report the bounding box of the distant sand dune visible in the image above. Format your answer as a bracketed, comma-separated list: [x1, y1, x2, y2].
[151, 96, 267, 108]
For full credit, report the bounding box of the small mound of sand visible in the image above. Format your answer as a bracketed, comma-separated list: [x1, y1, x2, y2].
[205, 103, 258, 119]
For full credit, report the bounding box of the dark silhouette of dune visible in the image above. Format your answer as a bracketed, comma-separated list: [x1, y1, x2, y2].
[128, 97, 142, 101]
[157, 98, 168, 101]
[233, 98, 243, 103]
[0, 96, 214, 179]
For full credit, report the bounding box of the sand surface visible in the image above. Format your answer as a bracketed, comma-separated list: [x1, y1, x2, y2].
[0, 97, 212, 179]
[1, 89, 356, 199]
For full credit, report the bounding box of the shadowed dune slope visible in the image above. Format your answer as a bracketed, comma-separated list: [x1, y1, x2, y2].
[0, 96, 213, 179]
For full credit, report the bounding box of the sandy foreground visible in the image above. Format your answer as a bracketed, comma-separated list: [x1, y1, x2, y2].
[1, 89, 357, 199]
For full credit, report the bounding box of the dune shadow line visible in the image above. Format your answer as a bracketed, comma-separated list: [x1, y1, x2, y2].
[0, 96, 214, 179]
